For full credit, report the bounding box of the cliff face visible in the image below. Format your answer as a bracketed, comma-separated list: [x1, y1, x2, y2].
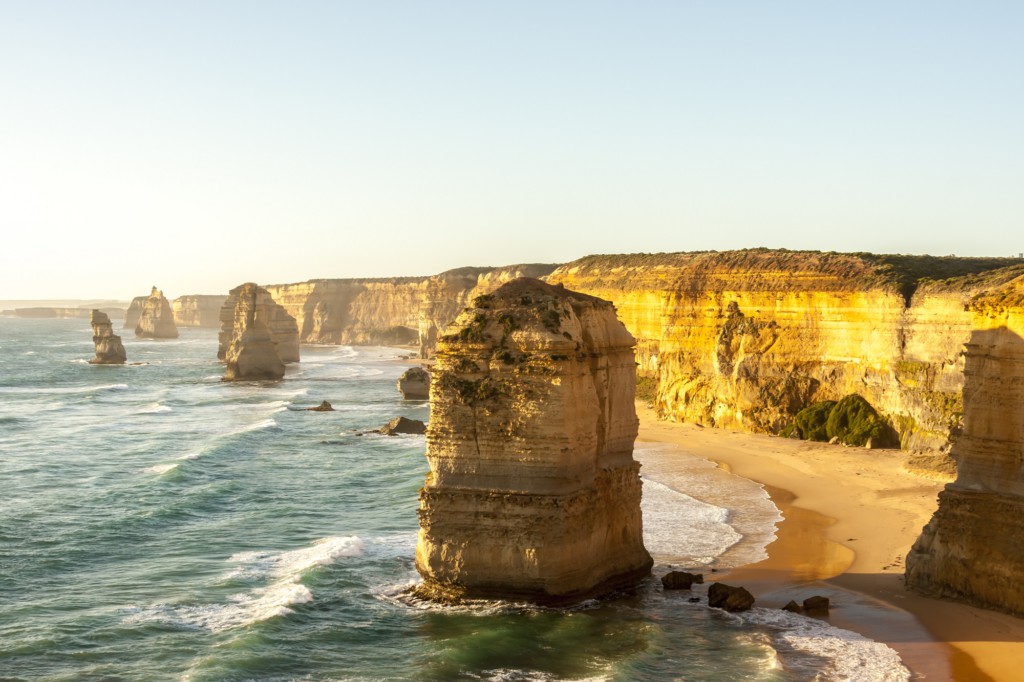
[173, 295, 227, 328]
[134, 288, 179, 339]
[263, 264, 557, 352]
[905, 276, 1024, 615]
[415, 278, 651, 604]
[218, 283, 300, 366]
[88, 310, 126, 364]
[123, 296, 146, 329]
[547, 252, 1024, 465]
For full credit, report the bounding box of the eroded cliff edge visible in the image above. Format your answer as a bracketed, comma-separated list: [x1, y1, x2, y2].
[134, 287, 179, 339]
[905, 274, 1024, 615]
[263, 264, 556, 352]
[414, 278, 652, 604]
[546, 251, 1024, 472]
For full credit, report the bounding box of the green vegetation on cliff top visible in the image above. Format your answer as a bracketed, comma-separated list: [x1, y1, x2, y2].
[554, 249, 1024, 301]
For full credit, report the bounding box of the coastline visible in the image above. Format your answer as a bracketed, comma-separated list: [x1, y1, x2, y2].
[635, 405, 1024, 681]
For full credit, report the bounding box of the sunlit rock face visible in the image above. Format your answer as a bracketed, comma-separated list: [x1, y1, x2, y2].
[173, 295, 227, 328]
[414, 278, 652, 604]
[122, 296, 146, 329]
[219, 283, 299, 381]
[906, 275, 1024, 615]
[88, 310, 126, 364]
[132, 288, 180, 337]
[262, 264, 557, 353]
[135, 288, 179, 339]
[547, 251, 1024, 475]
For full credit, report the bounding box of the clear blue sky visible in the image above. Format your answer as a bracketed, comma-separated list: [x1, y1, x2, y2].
[1, 1, 1021, 299]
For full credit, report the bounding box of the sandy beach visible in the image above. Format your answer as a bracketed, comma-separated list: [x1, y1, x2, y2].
[636, 406, 1024, 681]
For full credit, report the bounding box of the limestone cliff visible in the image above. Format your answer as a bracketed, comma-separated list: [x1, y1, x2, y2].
[123, 296, 145, 329]
[906, 274, 1024, 615]
[218, 283, 300, 366]
[173, 295, 227, 328]
[547, 251, 1024, 468]
[88, 310, 126, 364]
[134, 288, 179, 339]
[415, 278, 652, 604]
[262, 264, 556, 353]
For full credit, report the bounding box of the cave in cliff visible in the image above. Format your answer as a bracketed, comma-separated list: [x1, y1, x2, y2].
[414, 278, 652, 604]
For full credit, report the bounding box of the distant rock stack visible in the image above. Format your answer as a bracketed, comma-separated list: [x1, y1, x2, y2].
[906, 275, 1024, 616]
[219, 283, 299, 381]
[414, 278, 652, 605]
[88, 310, 127, 364]
[134, 287, 178, 338]
[122, 296, 146, 329]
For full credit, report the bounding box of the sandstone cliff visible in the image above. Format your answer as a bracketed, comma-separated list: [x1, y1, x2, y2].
[905, 274, 1024, 615]
[218, 283, 300, 366]
[415, 278, 652, 604]
[134, 288, 179, 339]
[88, 310, 126, 364]
[262, 264, 556, 353]
[546, 251, 1024, 469]
[173, 295, 227, 328]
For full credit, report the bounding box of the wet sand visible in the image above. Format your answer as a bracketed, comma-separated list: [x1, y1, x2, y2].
[636, 406, 1024, 681]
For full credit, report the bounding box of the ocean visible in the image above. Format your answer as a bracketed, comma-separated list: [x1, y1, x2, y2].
[0, 318, 910, 681]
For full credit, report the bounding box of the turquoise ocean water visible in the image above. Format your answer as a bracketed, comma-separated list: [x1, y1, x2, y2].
[0, 318, 909, 681]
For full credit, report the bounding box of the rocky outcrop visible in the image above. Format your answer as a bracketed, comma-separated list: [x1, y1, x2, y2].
[134, 288, 178, 339]
[547, 251, 1024, 472]
[414, 278, 652, 604]
[221, 283, 292, 381]
[661, 571, 704, 590]
[262, 264, 557, 354]
[123, 296, 146, 329]
[707, 583, 755, 612]
[173, 295, 227, 328]
[379, 416, 426, 435]
[218, 284, 299, 365]
[906, 274, 1024, 615]
[397, 367, 431, 399]
[88, 310, 126, 364]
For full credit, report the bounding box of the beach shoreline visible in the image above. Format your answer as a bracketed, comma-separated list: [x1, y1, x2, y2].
[635, 405, 1024, 681]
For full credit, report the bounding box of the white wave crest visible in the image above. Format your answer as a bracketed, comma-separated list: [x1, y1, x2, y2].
[641, 477, 741, 565]
[137, 403, 172, 414]
[142, 463, 179, 475]
[741, 608, 910, 682]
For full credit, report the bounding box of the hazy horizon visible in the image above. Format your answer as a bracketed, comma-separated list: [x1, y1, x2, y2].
[3, 2, 1022, 300]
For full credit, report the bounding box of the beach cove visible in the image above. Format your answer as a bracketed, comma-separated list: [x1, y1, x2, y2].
[636, 407, 1024, 681]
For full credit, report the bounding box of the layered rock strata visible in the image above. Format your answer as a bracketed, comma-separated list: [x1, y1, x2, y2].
[262, 264, 556, 353]
[397, 367, 430, 399]
[88, 310, 126, 364]
[173, 295, 228, 328]
[220, 283, 295, 381]
[414, 278, 652, 604]
[134, 288, 179, 339]
[906, 275, 1024, 615]
[218, 284, 300, 365]
[547, 252, 1024, 471]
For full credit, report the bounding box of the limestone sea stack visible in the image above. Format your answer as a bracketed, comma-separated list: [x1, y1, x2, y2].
[397, 366, 430, 399]
[219, 283, 300, 381]
[906, 275, 1024, 615]
[414, 278, 652, 604]
[134, 287, 179, 338]
[88, 310, 126, 364]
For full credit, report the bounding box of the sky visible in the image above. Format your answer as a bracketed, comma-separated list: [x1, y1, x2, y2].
[1, 1, 1022, 300]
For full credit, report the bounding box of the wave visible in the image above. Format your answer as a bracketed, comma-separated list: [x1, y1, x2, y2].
[142, 463, 179, 475]
[640, 477, 741, 565]
[0, 383, 129, 396]
[741, 608, 910, 681]
[123, 536, 365, 633]
[136, 403, 172, 414]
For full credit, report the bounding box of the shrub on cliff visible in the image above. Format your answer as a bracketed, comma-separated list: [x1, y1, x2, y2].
[826, 394, 895, 447]
[782, 394, 897, 447]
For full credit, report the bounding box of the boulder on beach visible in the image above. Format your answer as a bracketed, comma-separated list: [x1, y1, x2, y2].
[707, 583, 755, 612]
[661, 571, 704, 590]
[802, 595, 830, 615]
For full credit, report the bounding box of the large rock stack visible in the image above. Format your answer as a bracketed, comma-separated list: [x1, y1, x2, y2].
[134, 287, 179, 338]
[88, 310, 127, 364]
[219, 283, 300, 381]
[906, 275, 1024, 615]
[414, 278, 652, 604]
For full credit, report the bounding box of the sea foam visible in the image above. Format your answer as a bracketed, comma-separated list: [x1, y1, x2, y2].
[640, 477, 741, 565]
